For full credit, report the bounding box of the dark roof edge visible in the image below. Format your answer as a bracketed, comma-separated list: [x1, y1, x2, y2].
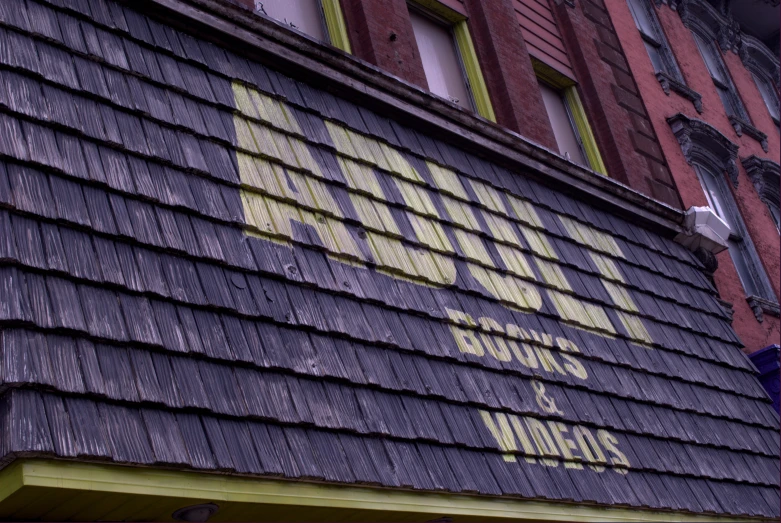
[130, 0, 686, 235]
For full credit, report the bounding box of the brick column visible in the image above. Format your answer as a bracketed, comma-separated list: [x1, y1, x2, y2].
[340, 0, 428, 89]
[551, 0, 681, 208]
[461, 0, 557, 149]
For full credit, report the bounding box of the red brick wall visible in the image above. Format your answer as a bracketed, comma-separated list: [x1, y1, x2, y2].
[605, 1, 780, 352]
[340, 0, 428, 89]
[551, 0, 681, 207]
[461, 0, 557, 147]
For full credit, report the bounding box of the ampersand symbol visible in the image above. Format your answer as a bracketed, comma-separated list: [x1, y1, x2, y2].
[532, 380, 564, 415]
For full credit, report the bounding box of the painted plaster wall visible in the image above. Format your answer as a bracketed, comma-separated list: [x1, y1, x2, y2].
[605, 0, 780, 353]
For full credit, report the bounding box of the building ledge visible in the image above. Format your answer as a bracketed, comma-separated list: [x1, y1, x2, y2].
[746, 295, 781, 323]
[0, 459, 770, 522]
[656, 72, 703, 114]
[728, 116, 769, 152]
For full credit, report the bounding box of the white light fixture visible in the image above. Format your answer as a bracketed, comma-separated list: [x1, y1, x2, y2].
[675, 206, 730, 254]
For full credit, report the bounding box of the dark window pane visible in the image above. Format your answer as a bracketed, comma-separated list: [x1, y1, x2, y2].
[261, 0, 327, 42]
[728, 238, 760, 296]
[644, 41, 665, 73]
[627, 0, 656, 38]
[753, 73, 780, 121]
[539, 82, 588, 167]
[694, 33, 728, 85]
[696, 165, 766, 298]
[410, 10, 472, 110]
[768, 203, 780, 231]
[716, 85, 737, 117]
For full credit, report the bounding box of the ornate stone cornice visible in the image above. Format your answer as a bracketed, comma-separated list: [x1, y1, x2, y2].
[739, 33, 781, 85]
[747, 295, 781, 323]
[741, 155, 781, 208]
[669, 0, 775, 58]
[728, 116, 769, 152]
[656, 71, 703, 113]
[667, 113, 740, 187]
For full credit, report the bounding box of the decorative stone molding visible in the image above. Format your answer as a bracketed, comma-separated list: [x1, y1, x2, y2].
[728, 116, 769, 152]
[656, 72, 703, 113]
[747, 295, 781, 323]
[716, 17, 741, 53]
[670, 0, 746, 54]
[667, 113, 740, 187]
[739, 34, 781, 80]
[741, 155, 781, 209]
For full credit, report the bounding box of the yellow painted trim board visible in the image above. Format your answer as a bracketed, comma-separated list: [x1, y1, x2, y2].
[0, 460, 770, 522]
[532, 59, 575, 89]
[321, 0, 351, 53]
[410, 0, 467, 20]
[453, 21, 496, 122]
[0, 461, 24, 503]
[564, 86, 607, 176]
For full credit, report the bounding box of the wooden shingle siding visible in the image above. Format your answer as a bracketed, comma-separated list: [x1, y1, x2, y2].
[514, 0, 574, 78]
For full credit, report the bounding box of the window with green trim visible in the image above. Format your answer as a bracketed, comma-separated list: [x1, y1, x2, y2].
[407, 1, 495, 122]
[534, 62, 607, 176]
[539, 81, 587, 166]
[255, 0, 351, 53]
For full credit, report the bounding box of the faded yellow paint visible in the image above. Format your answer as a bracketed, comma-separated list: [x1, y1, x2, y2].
[550, 291, 616, 334]
[480, 411, 518, 454]
[479, 411, 632, 474]
[442, 194, 481, 230]
[338, 157, 384, 198]
[536, 259, 572, 291]
[507, 195, 544, 228]
[446, 308, 589, 381]
[427, 161, 468, 199]
[560, 216, 623, 258]
[519, 225, 558, 260]
[471, 179, 507, 215]
[617, 311, 654, 346]
[548, 422, 584, 470]
[233, 84, 656, 346]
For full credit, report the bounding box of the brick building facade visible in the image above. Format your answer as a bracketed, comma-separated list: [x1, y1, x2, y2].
[0, 0, 778, 520]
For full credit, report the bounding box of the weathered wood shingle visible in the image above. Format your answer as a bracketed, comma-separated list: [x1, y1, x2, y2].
[0, 0, 778, 518]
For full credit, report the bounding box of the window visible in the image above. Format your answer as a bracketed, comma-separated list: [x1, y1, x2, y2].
[669, 113, 777, 308]
[407, 2, 495, 121]
[255, 0, 351, 52]
[410, 9, 472, 110]
[695, 165, 772, 298]
[742, 155, 781, 234]
[539, 82, 587, 166]
[692, 32, 748, 120]
[752, 72, 780, 126]
[534, 66, 607, 175]
[769, 202, 781, 231]
[626, 0, 681, 80]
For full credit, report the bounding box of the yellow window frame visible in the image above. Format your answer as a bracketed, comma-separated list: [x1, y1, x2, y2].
[321, 0, 352, 53]
[534, 60, 607, 176]
[408, 0, 496, 122]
